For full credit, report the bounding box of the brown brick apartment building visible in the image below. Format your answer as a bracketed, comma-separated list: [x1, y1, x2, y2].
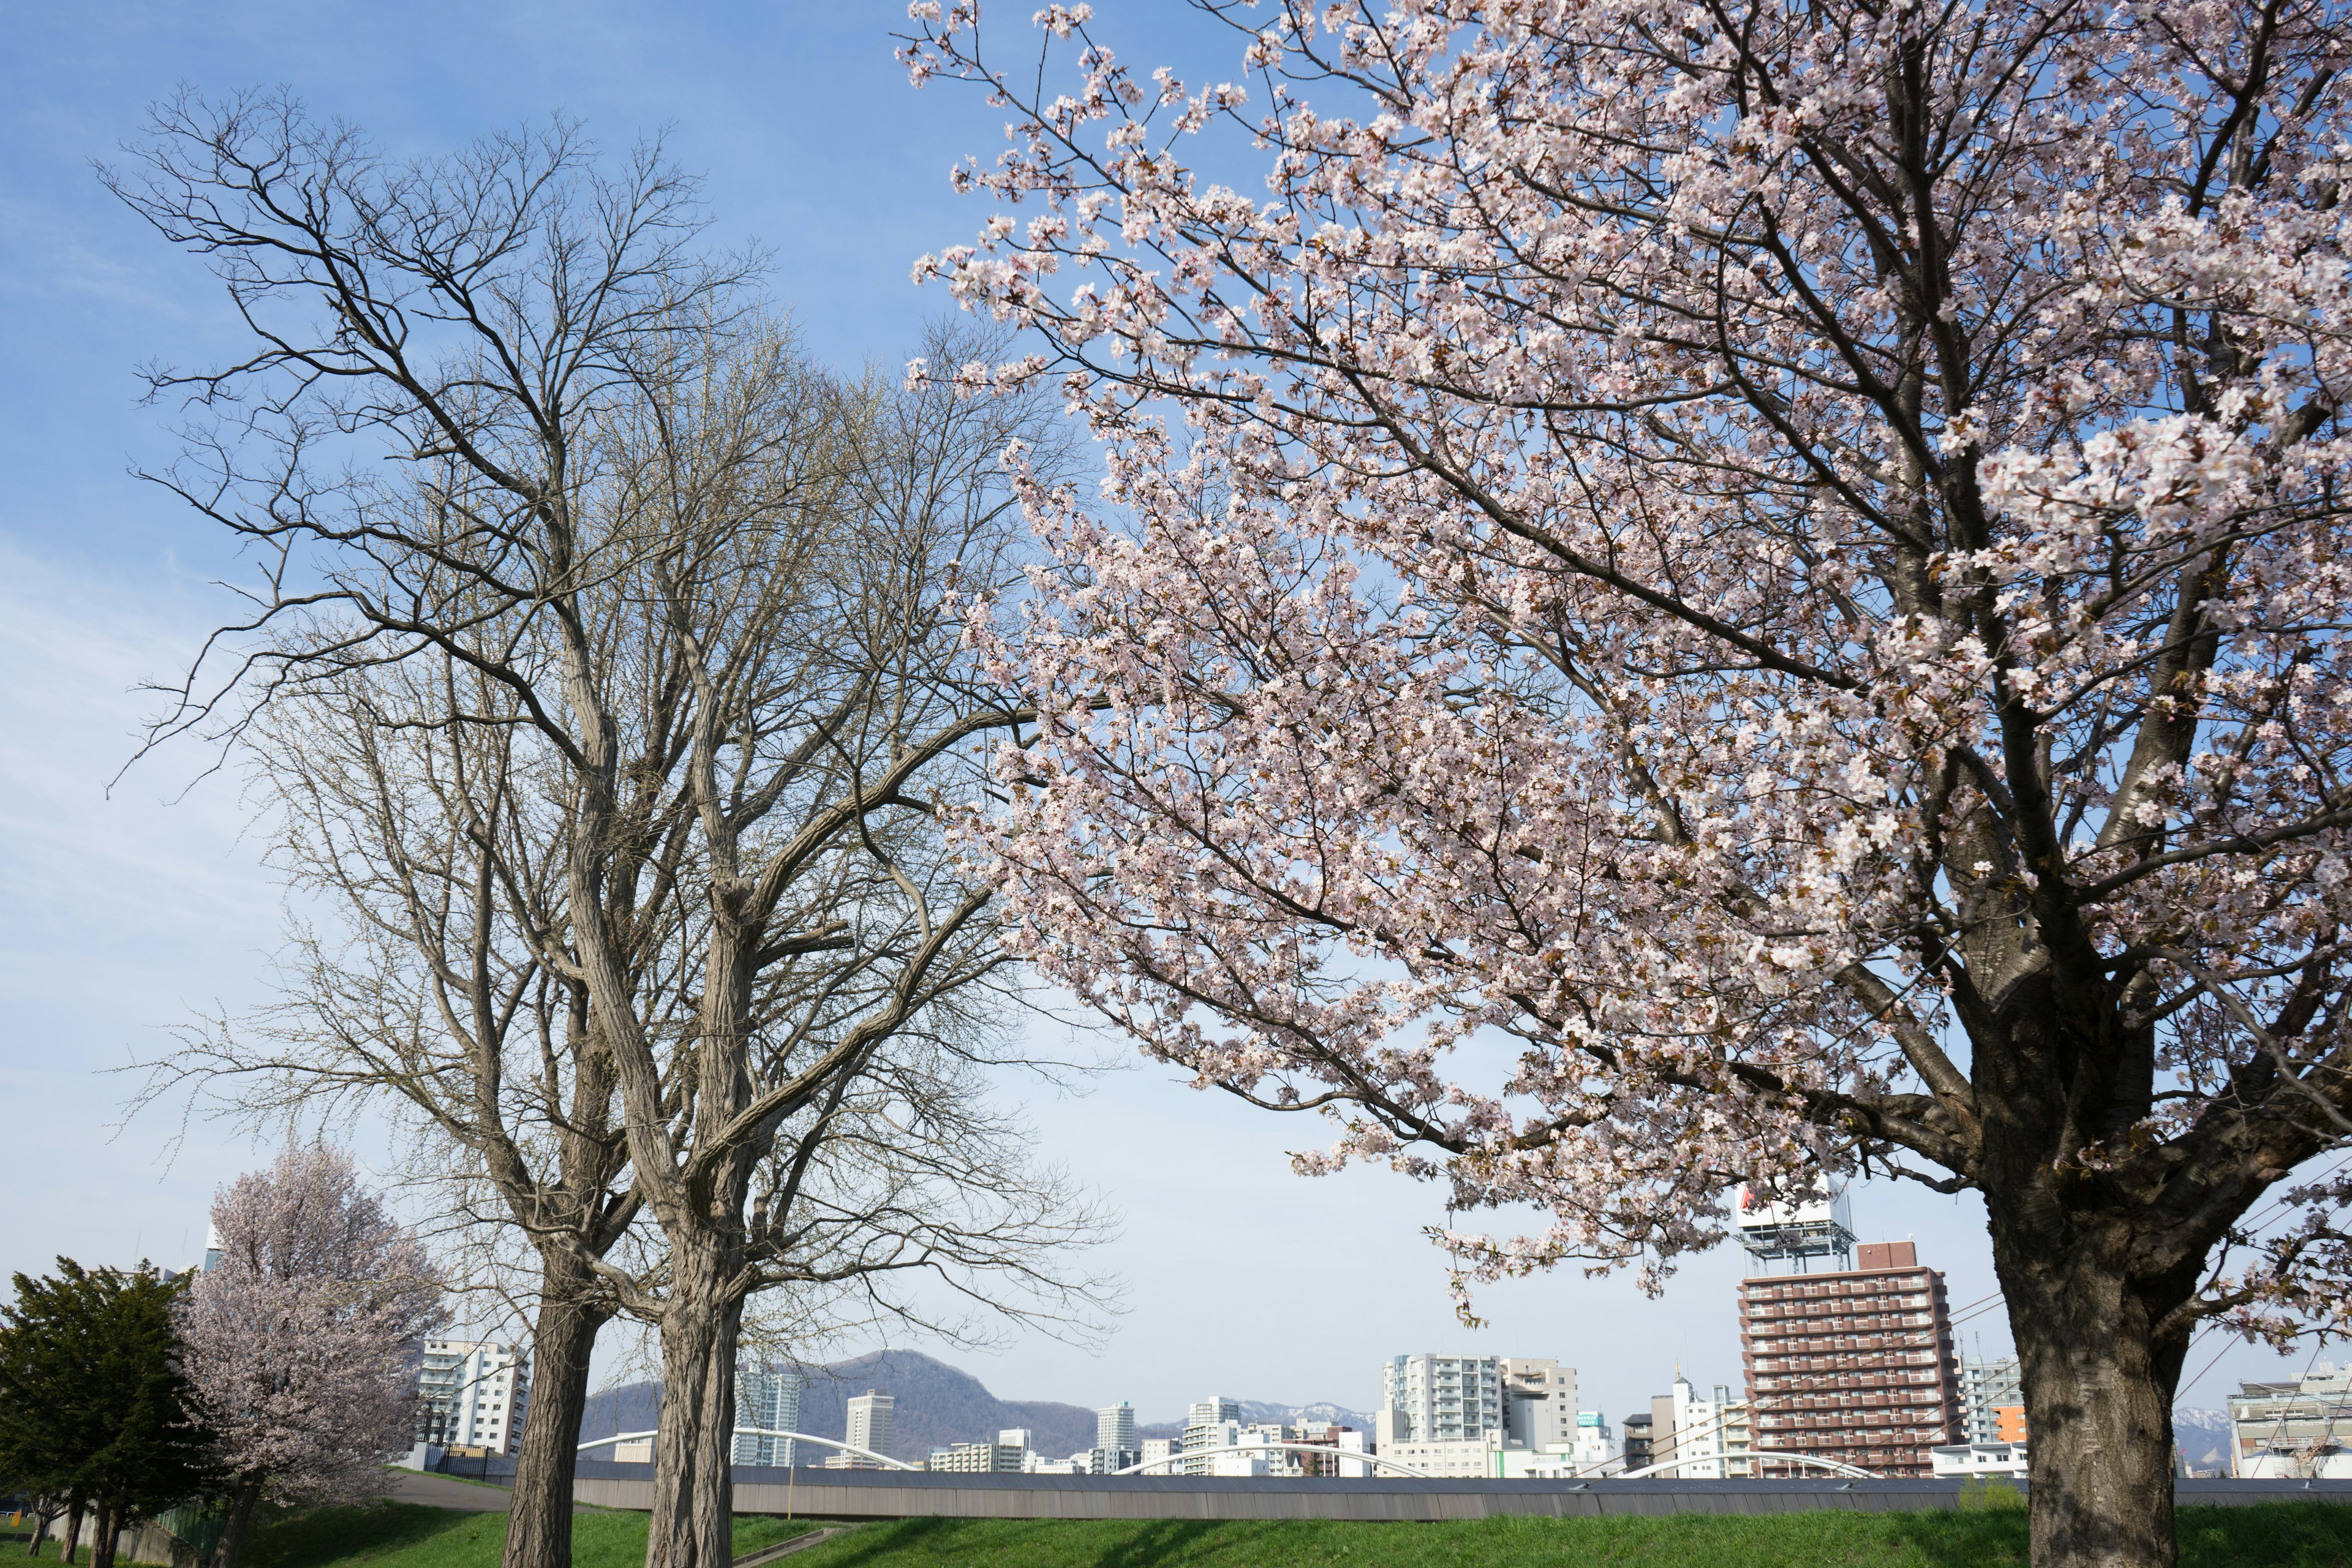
[1736, 1240, 1964, 1477]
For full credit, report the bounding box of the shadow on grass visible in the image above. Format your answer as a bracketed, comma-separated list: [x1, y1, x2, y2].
[2171, 1503, 2352, 1568]
[241, 1501, 482, 1568]
[797, 1519, 1238, 1567]
[1834, 1503, 2352, 1568]
[793, 1504, 2352, 1568]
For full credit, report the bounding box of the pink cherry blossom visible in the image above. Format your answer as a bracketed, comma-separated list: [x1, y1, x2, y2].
[906, 0, 2352, 1556]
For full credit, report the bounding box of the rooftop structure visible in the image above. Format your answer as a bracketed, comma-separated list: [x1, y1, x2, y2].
[1734, 1183, 1855, 1274]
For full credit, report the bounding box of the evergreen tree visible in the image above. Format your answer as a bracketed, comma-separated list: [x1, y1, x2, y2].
[0, 1261, 217, 1568]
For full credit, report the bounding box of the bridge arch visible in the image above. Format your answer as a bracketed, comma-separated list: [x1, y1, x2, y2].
[1114, 1443, 1431, 1479]
[576, 1428, 921, 1472]
[1611, 1451, 1875, 1480]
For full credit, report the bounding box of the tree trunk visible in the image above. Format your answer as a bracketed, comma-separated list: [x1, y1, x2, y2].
[688, 1293, 747, 1568]
[502, 1268, 611, 1568]
[85, 1498, 111, 1568]
[644, 1243, 728, 1568]
[1991, 1199, 2192, 1568]
[58, 1501, 81, 1566]
[211, 1479, 263, 1568]
[24, 1499, 56, 1558]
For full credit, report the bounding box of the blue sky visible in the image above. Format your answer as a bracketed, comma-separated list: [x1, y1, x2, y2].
[0, 0, 2315, 1433]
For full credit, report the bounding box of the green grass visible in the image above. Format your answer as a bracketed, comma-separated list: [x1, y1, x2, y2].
[238, 1503, 827, 1568]
[173, 1501, 2352, 1568]
[780, 1505, 2352, 1568]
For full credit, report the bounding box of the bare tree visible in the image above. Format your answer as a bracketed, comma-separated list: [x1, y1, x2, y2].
[148, 648, 652, 1568]
[111, 91, 1107, 1568]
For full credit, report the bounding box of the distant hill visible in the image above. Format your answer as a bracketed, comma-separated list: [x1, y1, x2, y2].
[576, 1352, 1370, 1463]
[582, 1351, 1097, 1463]
[2174, 1407, 2231, 1471]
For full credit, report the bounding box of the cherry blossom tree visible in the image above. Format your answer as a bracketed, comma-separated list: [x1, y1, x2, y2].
[176, 1144, 444, 1568]
[903, 2, 2352, 1564]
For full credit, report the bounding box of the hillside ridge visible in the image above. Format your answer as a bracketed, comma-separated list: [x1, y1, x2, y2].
[579, 1351, 1373, 1462]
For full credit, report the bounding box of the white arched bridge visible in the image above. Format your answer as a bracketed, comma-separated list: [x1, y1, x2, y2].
[578, 1428, 919, 1471]
[579, 1428, 1872, 1482]
[1114, 1444, 1430, 1478]
[1612, 1451, 1874, 1480]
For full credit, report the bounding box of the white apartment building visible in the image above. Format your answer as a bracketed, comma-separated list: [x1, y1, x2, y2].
[927, 1434, 1027, 1473]
[823, 1390, 895, 1469]
[1178, 1398, 1245, 1476]
[1571, 1411, 1620, 1471]
[1138, 1437, 1180, 1471]
[733, 1366, 804, 1468]
[2230, 1362, 2352, 1478]
[1176, 1418, 1302, 1476]
[1381, 1355, 1502, 1445]
[415, 1340, 531, 1455]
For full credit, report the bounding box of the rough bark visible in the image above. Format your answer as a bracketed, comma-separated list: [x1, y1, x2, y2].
[644, 1244, 730, 1568]
[1975, 984, 2201, 1568]
[59, 1500, 81, 1566]
[212, 1479, 262, 1568]
[501, 1266, 612, 1568]
[1997, 1226, 2190, 1568]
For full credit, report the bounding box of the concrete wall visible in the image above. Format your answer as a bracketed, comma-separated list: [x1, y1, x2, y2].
[570, 1470, 2352, 1521]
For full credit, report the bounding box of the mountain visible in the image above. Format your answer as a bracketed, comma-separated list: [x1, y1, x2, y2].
[582, 1351, 1096, 1463]
[577, 1352, 1370, 1463]
[2174, 1407, 2233, 1471]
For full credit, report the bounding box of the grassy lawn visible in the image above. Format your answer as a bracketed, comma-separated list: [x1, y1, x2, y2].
[70, 1500, 2344, 1568]
[238, 1504, 826, 1568]
[781, 1505, 2352, 1568]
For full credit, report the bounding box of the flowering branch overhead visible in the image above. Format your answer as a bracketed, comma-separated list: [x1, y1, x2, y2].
[905, 2, 2352, 1555]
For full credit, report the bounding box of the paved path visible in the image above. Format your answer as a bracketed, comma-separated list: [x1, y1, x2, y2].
[733, 1526, 857, 1565]
[377, 1469, 518, 1512]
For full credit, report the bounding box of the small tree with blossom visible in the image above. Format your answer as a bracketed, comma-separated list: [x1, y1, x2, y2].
[176, 1145, 443, 1567]
[905, 3, 2352, 1565]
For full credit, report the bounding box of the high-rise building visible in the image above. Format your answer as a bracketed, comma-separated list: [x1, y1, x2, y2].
[733, 1366, 804, 1468]
[1500, 1359, 1578, 1449]
[1093, 1401, 1138, 1474]
[1380, 1355, 1503, 1443]
[1738, 1240, 1964, 1477]
[830, 1390, 894, 1469]
[1187, 1397, 1242, 1427]
[1959, 1357, 2024, 1447]
[413, 1340, 532, 1455]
